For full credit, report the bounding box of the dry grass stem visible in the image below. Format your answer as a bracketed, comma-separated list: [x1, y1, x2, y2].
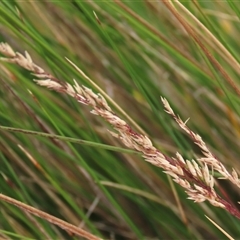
[0, 194, 102, 240]
[174, 0, 240, 74]
[1, 42, 240, 220]
[205, 215, 234, 240]
[161, 0, 240, 96]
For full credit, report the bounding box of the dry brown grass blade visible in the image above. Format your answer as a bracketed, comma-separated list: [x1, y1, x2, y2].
[175, 0, 240, 74]
[162, 0, 240, 96]
[0, 194, 102, 240]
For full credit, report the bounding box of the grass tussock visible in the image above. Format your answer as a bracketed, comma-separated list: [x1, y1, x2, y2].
[0, 1, 240, 240]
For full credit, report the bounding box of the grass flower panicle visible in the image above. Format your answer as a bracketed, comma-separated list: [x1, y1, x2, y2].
[1, 42, 240, 220]
[161, 97, 240, 188]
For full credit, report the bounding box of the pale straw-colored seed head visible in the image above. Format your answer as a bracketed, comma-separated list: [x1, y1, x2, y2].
[34, 79, 63, 91]
[1, 42, 240, 219]
[0, 42, 16, 57]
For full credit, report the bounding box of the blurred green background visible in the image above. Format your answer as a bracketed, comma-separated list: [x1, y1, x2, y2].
[0, 1, 240, 239]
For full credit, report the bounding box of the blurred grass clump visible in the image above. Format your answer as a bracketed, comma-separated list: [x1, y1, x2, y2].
[0, 1, 240, 239]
